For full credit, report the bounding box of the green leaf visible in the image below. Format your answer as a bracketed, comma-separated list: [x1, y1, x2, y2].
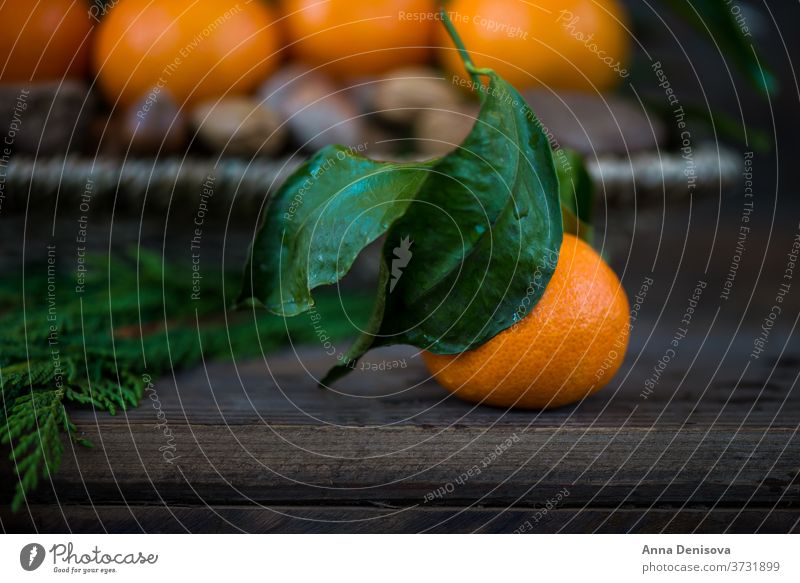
[663, 0, 777, 98]
[371, 71, 562, 355]
[241, 14, 563, 384]
[555, 148, 594, 245]
[238, 146, 434, 315]
[240, 73, 561, 384]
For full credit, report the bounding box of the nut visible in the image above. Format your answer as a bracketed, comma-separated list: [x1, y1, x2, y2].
[119, 88, 187, 156]
[373, 66, 463, 125]
[191, 97, 286, 157]
[258, 64, 365, 150]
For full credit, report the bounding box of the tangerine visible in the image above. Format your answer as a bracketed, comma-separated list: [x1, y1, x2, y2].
[93, 0, 281, 106]
[438, 0, 631, 92]
[423, 234, 630, 409]
[0, 0, 92, 82]
[281, 0, 436, 78]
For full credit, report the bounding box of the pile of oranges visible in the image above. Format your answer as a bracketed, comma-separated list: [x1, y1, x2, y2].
[1, 0, 631, 104]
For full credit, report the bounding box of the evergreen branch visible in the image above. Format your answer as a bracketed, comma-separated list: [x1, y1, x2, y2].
[1, 249, 371, 511]
[0, 388, 73, 512]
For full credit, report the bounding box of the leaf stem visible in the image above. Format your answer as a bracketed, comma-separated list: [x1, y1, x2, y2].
[439, 6, 491, 96]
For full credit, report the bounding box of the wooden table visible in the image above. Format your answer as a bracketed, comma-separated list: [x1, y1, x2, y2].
[2, 321, 798, 534]
[2, 197, 799, 533]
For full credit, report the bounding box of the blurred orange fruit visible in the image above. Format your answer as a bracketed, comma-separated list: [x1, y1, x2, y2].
[93, 0, 281, 106]
[281, 0, 436, 78]
[0, 0, 92, 82]
[423, 234, 630, 409]
[438, 0, 631, 92]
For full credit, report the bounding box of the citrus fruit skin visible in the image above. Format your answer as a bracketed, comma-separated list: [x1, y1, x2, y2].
[438, 0, 630, 92]
[93, 0, 281, 106]
[423, 234, 630, 409]
[0, 0, 92, 82]
[281, 0, 436, 78]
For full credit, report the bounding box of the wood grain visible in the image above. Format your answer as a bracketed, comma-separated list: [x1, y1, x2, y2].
[17, 420, 800, 507]
[3, 506, 798, 534]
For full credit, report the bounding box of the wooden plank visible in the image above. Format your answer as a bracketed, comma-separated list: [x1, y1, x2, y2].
[12, 420, 799, 508]
[4, 331, 799, 515]
[3, 505, 798, 534]
[67, 332, 800, 428]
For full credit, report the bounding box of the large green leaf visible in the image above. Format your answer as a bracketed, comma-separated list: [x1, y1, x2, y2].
[372, 72, 562, 354]
[239, 68, 562, 385]
[238, 148, 434, 316]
